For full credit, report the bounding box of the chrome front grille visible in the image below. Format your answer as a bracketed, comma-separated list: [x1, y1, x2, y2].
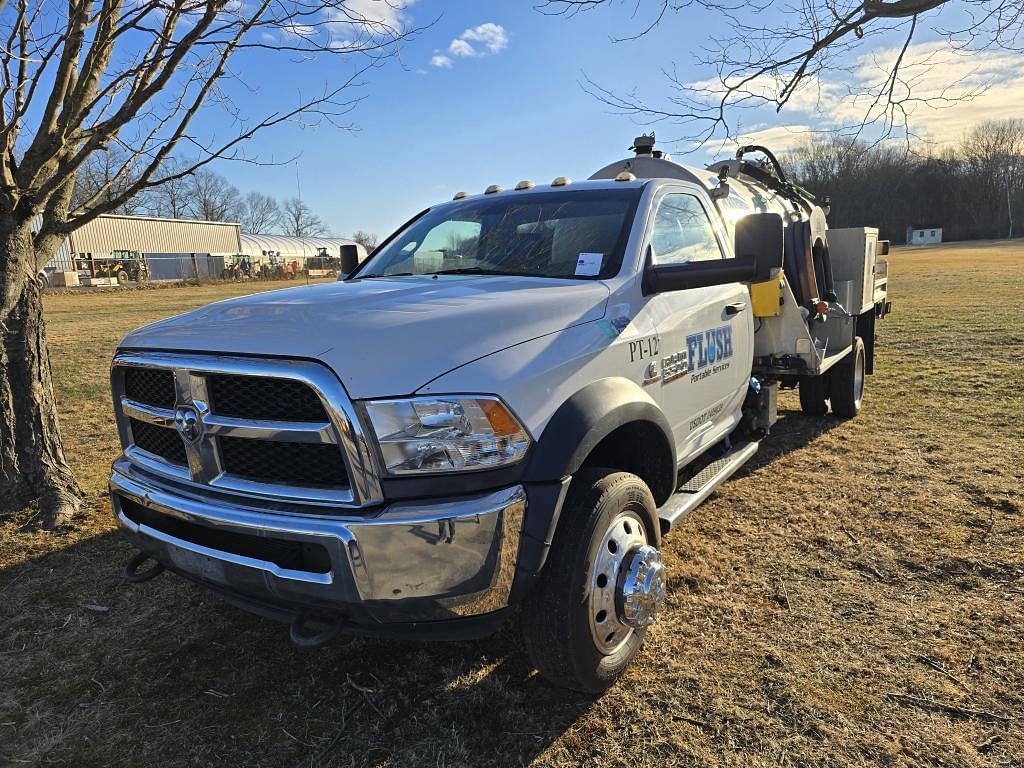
[111, 351, 383, 508]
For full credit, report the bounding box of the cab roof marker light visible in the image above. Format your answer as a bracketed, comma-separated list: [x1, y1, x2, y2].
[453, 191, 470, 200]
[514, 180, 535, 190]
[551, 176, 572, 187]
[484, 185, 504, 195]
[615, 172, 636, 182]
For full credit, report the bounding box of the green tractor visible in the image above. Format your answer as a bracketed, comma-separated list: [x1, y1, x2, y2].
[75, 250, 149, 285]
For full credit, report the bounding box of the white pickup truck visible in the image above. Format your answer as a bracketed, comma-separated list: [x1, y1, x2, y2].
[109, 136, 890, 692]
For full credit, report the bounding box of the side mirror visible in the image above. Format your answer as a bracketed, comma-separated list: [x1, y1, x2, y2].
[644, 212, 784, 294]
[734, 212, 784, 283]
[340, 244, 360, 276]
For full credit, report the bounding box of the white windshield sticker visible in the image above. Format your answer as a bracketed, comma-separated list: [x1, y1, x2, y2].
[575, 252, 603, 276]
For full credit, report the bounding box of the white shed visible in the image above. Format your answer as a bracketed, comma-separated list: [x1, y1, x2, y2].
[906, 227, 943, 245]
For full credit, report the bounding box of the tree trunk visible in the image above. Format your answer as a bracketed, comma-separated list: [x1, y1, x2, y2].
[0, 216, 83, 528]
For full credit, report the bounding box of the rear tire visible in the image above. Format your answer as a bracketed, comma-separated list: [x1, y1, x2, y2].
[798, 374, 828, 416]
[521, 469, 662, 693]
[829, 336, 865, 418]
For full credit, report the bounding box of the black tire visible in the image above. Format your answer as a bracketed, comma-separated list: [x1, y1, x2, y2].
[116, 269, 129, 285]
[798, 374, 828, 416]
[829, 336, 865, 418]
[521, 469, 660, 693]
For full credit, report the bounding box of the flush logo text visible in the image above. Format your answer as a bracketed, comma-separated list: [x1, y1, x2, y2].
[686, 325, 733, 372]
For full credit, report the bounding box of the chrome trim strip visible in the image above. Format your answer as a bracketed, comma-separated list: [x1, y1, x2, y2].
[111, 470, 526, 620]
[111, 350, 383, 508]
[121, 398, 175, 427]
[118, 450, 355, 506]
[201, 414, 336, 444]
[117, 509, 335, 586]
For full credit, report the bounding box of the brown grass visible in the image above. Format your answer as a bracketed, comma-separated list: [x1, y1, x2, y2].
[1, 243, 1022, 767]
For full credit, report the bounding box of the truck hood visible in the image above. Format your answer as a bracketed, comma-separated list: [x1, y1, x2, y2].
[120, 276, 610, 399]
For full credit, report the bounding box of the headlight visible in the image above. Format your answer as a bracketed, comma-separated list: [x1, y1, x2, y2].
[362, 396, 531, 475]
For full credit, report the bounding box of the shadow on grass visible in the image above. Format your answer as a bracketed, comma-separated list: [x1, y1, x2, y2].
[740, 406, 846, 475]
[2, 408, 851, 766]
[1, 526, 596, 767]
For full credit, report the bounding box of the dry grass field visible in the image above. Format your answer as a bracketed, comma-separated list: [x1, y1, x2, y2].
[1, 242, 1022, 767]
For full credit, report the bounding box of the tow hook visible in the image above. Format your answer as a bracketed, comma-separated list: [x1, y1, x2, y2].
[289, 612, 346, 648]
[122, 551, 165, 583]
[617, 545, 666, 628]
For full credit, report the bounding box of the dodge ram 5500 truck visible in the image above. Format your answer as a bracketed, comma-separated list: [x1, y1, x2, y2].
[110, 136, 890, 692]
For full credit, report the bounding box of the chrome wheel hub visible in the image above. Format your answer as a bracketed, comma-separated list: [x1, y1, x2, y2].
[588, 511, 665, 654]
[618, 545, 666, 628]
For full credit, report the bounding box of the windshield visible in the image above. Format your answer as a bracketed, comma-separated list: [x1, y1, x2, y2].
[354, 188, 642, 280]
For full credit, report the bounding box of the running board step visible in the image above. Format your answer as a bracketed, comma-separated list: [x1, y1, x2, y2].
[658, 441, 759, 533]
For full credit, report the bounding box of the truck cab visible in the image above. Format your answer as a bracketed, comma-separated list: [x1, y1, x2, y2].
[109, 137, 888, 692]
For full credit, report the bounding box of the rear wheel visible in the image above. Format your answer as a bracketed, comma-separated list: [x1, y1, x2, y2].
[798, 374, 828, 416]
[521, 469, 666, 693]
[829, 336, 865, 418]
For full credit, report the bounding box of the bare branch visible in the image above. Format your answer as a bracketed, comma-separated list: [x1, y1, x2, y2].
[542, 0, 1019, 147]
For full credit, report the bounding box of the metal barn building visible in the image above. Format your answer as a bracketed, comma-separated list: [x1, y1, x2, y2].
[42, 215, 368, 281]
[46, 214, 242, 280]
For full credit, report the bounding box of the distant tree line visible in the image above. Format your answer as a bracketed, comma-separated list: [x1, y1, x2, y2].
[783, 120, 1024, 244]
[71, 157, 379, 244]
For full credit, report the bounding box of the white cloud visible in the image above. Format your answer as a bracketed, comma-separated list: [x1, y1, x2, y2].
[449, 38, 476, 57]
[843, 42, 1024, 143]
[341, 0, 415, 31]
[432, 22, 508, 69]
[705, 124, 817, 157]
[690, 41, 1024, 148]
[459, 22, 508, 54]
[281, 22, 317, 39]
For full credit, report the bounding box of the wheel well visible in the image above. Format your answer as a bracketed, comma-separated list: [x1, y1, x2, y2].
[578, 420, 674, 506]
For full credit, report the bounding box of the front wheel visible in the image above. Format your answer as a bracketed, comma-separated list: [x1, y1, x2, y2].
[521, 469, 666, 693]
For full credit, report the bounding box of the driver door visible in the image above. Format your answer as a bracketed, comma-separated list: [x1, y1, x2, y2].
[645, 188, 754, 459]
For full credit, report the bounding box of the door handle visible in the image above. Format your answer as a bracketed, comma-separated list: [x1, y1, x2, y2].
[725, 301, 747, 316]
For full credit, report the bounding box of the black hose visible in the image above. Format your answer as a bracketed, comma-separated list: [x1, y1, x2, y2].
[123, 551, 165, 583]
[289, 612, 345, 648]
[735, 144, 788, 182]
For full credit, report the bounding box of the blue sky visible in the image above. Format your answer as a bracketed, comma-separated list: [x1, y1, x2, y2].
[211, 0, 1024, 238]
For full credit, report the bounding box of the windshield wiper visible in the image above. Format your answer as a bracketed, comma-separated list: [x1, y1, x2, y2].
[358, 272, 416, 279]
[429, 267, 525, 276]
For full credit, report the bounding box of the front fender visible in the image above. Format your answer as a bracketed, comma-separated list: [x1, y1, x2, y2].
[524, 376, 675, 487]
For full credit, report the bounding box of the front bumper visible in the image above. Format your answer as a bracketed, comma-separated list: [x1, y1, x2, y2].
[110, 460, 526, 628]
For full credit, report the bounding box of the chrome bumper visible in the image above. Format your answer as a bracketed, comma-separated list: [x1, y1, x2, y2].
[110, 463, 526, 624]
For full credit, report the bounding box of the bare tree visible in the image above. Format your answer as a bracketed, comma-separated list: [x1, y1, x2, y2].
[0, 0, 415, 527]
[960, 119, 1024, 238]
[188, 170, 243, 223]
[782, 119, 1024, 242]
[148, 160, 194, 220]
[281, 197, 327, 237]
[543, 0, 1023, 144]
[71, 146, 151, 216]
[240, 191, 282, 234]
[350, 229, 378, 250]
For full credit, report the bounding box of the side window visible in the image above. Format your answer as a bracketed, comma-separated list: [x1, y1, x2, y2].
[650, 193, 723, 265]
